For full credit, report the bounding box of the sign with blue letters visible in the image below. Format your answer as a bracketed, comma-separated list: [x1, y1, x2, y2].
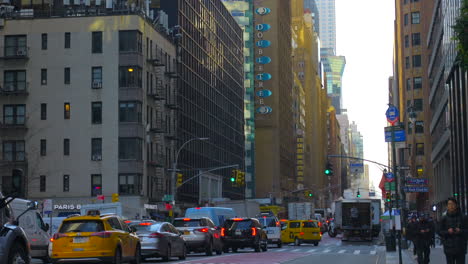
[404, 186, 429, 193]
[384, 126, 406, 142]
[386, 105, 400, 125]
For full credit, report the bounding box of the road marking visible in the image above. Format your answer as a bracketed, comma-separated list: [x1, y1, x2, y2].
[354, 250, 360, 255]
[307, 249, 317, 253]
[292, 249, 301, 252]
[277, 249, 287, 252]
[323, 249, 331, 253]
[338, 249, 346, 254]
[370, 250, 376, 255]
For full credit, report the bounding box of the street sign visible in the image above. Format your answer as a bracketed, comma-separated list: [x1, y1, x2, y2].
[43, 199, 53, 214]
[144, 204, 158, 210]
[384, 182, 396, 191]
[404, 186, 429, 192]
[369, 192, 375, 197]
[162, 194, 174, 202]
[350, 163, 364, 173]
[384, 126, 406, 142]
[406, 178, 428, 185]
[386, 105, 400, 125]
[398, 166, 410, 170]
[385, 172, 395, 182]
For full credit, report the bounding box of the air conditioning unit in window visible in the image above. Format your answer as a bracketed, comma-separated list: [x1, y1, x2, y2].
[92, 81, 102, 88]
[16, 49, 26, 56]
[92, 154, 102, 161]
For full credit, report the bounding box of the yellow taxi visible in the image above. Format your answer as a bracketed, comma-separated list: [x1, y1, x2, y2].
[50, 211, 141, 263]
[280, 219, 322, 246]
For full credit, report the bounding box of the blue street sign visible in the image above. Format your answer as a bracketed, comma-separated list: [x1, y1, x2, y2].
[406, 178, 428, 185]
[384, 129, 406, 142]
[386, 105, 400, 125]
[404, 186, 429, 193]
[385, 172, 395, 182]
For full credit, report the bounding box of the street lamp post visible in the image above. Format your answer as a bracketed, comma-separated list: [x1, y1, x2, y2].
[170, 137, 209, 201]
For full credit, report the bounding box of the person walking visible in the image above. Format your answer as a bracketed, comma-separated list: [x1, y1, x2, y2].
[438, 197, 468, 264]
[407, 215, 418, 255]
[414, 214, 432, 264]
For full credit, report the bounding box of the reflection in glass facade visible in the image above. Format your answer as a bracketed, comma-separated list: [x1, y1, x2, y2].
[222, 0, 256, 198]
[322, 55, 346, 113]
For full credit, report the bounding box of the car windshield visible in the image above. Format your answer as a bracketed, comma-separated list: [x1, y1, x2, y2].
[225, 220, 252, 230]
[173, 219, 202, 227]
[59, 220, 104, 233]
[303, 221, 318, 228]
[130, 223, 162, 232]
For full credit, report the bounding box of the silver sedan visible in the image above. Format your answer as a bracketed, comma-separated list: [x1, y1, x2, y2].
[173, 217, 223, 256]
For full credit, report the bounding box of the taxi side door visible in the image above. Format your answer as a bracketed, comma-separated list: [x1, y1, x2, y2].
[107, 217, 131, 258]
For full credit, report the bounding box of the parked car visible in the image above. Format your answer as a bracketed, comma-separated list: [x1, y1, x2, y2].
[49, 211, 141, 263]
[10, 198, 50, 262]
[184, 207, 236, 227]
[281, 219, 321, 246]
[256, 212, 282, 248]
[221, 217, 268, 253]
[173, 217, 223, 256]
[128, 221, 186, 261]
[0, 192, 33, 264]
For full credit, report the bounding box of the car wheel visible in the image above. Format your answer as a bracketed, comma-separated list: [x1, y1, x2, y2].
[277, 240, 282, 248]
[162, 245, 171, 261]
[294, 237, 301, 246]
[314, 242, 319, 246]
[8, 244, 28, 264]
[130, 245, 141, 264]
[254, 240, 261, 252]
[261, 240, 268, 252]
[113, 247, 122, 264]
[179, 245, 187, 260]
[232, 247, 238, 253]
[40, 256, 51, 263]
[205, 240, 213, 256]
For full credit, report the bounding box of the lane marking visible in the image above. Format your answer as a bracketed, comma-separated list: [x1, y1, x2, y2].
[323, 249, 331, 253]
[354, 250, 360, 255]
[277, 249, 287, 252]
[292, 249, 301, 252]
[338, 249, 346, 254]
[307, 249, 317, 253]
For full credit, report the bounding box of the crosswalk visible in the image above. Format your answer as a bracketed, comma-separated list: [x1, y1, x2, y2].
[267, 246, 379, 256]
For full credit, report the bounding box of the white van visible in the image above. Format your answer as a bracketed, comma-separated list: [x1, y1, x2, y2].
[10, 198, 50, 261]
[257, 212, 282, 247]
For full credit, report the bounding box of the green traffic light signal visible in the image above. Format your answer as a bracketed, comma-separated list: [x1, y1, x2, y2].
[230, 177, 235, 182]
[454, 193, 459, 196]
[325, 169, 331, 175]
[308, 193, 312, 197]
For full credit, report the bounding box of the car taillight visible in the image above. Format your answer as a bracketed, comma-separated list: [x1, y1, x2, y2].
[139, 222, 152, 226]
[318, 222, 322, 227]
[148, 232, 164, 238]
[124, 220, 132, 224]
[50, 233, 67, 242]
[183, 218, 191, 221]
[221, 228, 226, 237]
[251, 227, 257, 236]
[299, 232, 305, 236]
[90, 231, 112, 238]
[320, 232, 323, 236]
[196, 228, 209, 233]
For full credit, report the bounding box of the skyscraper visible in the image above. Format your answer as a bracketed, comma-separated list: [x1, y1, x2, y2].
[314, 0, 336, 54]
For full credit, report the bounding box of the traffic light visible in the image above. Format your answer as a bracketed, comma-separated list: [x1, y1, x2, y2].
[304, 190, 310, 197]
[385, 191, 391, 202]
[454, 193, 459, 197]
[357, 190, 361, 198]
[176, 173, 183, 187]
[230, 170, 237, 183]
[238, 171, 245, 186]
[324, 162, 333, 176]
[112, 193, 119, 203]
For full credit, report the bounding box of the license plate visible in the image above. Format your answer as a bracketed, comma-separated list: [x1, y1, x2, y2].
[73, 248, 84, 251]
[235, 230, 242, 235]
[184, 231, 190, 235]
[73, 237, 89, 243]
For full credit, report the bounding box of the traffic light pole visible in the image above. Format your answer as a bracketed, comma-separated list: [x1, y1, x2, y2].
[391, 124, 403, 264]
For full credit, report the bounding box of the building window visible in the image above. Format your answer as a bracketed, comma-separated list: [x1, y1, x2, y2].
[412, 33, 421, 46]
[119, 174, 142, 195]
[2, 140, 25, 161]
[119, 101, 142, 123]
[3, 104, 25, 125]
[91, 174, 102, 196]
[4, 35, 27, 57]
[65, 32, 71, 49]
[91, 102, 102, 124]
[64, 67, 70, 84]
[91, 138, 102, 161]
[92, 67, 102, 88]
[414, 98, 423, 111]
[40, 175, 46, 192]
[119, 138, 142, 160]
[404, 35, 409, 48]
[41, 33, 47, 50]
[405, 56, 410, 69]
[411, 12, 420, 24]
[412, 55, 421, 67]
[406, 78, 411, 90]
[40, 139, 46, 156]
[63, 175, 70, 192]
[407, 122, 413, 134]
[415, 121, 424, 133]
[119, 30, 142, 53]
[92, 31, 102, 53]
[413, 77, 422, 89]
[404, 14, 409, 26]
[64, 138, 70, 156]
[4, 70, 27, 92]
[64, 103, 70, 119]
[41, 103, 47, 120]
[119, 66, 142, 88]
[41, 69, 47, 85]
[416, 143, 424, 155]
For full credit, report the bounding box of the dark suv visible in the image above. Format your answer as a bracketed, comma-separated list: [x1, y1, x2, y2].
[221, 218, 268, 253]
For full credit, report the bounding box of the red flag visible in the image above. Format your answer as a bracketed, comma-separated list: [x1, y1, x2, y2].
[379, 172, 386, 198]
[97, 195, 105, 200]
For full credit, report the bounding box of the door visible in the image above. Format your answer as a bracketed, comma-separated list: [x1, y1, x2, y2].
[107, 217, 130, 258]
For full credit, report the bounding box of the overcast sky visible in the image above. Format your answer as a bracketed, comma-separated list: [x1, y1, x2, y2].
[335, 0, 395, 194]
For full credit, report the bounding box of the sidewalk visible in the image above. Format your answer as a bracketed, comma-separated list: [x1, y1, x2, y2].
[385, 244, 466, 263]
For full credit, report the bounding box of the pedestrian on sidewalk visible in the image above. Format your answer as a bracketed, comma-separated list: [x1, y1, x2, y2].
[438, 197, 468, 264]
[414, 214, 432, 264]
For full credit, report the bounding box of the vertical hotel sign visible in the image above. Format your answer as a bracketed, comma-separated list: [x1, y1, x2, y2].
[254, 6, 273, 118]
